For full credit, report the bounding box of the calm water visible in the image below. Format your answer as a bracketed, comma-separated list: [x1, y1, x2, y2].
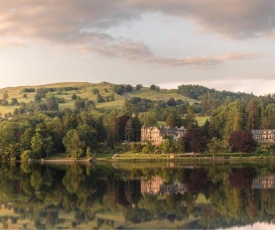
[0, 162, 275, 229]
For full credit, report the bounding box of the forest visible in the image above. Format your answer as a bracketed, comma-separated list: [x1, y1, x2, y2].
[0, 82, 275, 160]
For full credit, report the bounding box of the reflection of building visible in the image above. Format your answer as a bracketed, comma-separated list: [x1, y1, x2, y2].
[141, 125, 187, 143]
[252, 175, 275, 189]
[252, 129, 275, 143]
[141, 176, 186, 196]
[141, 176, 163, 195]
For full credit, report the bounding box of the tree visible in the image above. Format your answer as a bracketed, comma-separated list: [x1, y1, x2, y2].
[185, 128, 208, 153]
[71, 93, 77, 100]
[174, 137, 185, 153]
[107, 113, 119, 148]
[122, 99, 133, 116]
[117, 115, 131, 141]
[265, 103, 275, 129]
[97, 94, 105, 103]
[113, 85, 125, 95]
[85, 100, 95, 110]
[31, 133, 54, 159]
[92, 88, 99, 95]
[166, 111, 182, 127]
[46, 96, 59, 111]
[176, 99, 184, 105]
[74, 98, 86, 110]
[142, 141, 154, 154]
[150, 84, 156, 90]
[125, 119, 134, 142]
[184, 106, 198, 129]
[125, 85, 133, 92]
[10, 98, 19, 106]
[3, 91, 9, 99]
[136, 84, 143, 90]
[132, 117, 142, 142]
[139, 112, 158, 127]
[34, 94, 42, 102]
[161, 138, 173, 154]
[228, 131, 256, 153]
[207, 137, 228, 156]
[63, 129, 86, 159]
[166, 98, 177, 107]
[77, 124, 98, 150]
[20, 128, 35, 150]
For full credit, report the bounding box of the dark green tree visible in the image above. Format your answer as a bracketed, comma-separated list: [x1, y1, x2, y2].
[125, 85, 133, 92]
[125, 119, 134, 142]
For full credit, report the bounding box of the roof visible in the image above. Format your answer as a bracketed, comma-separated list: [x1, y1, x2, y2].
[252, 129, 275, 135]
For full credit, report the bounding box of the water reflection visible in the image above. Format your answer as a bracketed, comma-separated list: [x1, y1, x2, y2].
[0, 162, 275, 229]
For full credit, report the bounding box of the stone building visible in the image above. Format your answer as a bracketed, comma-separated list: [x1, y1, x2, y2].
[251, 129, 275, 143]
[141, 125, 187, 143]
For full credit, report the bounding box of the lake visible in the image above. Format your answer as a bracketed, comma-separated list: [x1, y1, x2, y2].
[0, 162, 275, 229]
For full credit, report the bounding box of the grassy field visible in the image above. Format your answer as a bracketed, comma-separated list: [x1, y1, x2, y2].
[196, 116, 209, 127]
[0, 81, 197, 113]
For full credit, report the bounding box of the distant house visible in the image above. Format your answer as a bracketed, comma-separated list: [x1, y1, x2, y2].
[251, 129, 275, 143]
[141, 125, 186, 143]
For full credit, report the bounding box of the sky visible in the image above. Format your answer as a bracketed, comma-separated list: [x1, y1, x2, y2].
[0, 0, 275, 95]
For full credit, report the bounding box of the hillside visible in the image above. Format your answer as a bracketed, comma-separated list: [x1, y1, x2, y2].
[0, 82, 197, 114]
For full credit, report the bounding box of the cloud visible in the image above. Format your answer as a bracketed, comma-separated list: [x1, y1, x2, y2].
[1, 1, 275, 41]
[0, 0, 266, 65]
[158, 78, 275, 96]
[0, 37, 26, 49]
[128, 0, 275, 39]
[85, 40, 259, 66]
[148, 52, 260, 66]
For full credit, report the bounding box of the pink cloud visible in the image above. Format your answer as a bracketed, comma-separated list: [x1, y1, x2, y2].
[0, 1, 265, 65]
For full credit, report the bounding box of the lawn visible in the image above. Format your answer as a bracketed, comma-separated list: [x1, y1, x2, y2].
[196, 116, 209, 127]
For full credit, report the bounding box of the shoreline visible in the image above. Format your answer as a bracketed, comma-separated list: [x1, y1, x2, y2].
[21, 155, 275, 165]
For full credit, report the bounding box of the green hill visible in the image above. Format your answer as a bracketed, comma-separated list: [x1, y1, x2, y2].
[0, 82, 197, 114]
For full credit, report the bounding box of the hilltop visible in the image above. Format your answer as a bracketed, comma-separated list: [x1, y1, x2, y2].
[0, 82, 197, 115]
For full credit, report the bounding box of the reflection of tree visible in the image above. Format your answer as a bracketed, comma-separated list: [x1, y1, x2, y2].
[1, 164, 275, 229]
[229, 168, 256, 189]
[62, 164, 85, 194]
[185, 168, 210, 194]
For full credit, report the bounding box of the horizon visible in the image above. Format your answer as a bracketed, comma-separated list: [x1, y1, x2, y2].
[0, 80, 268, 97]
[1, 1, 275, 96]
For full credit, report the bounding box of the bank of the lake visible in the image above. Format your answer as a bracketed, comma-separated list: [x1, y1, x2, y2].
[41, 152, 275, 164]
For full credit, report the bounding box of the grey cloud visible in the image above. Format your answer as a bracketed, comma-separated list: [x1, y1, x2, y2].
[1, 1, 275, 41]
[0, 0, 265, 64]
[128, 0, 275, 38]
